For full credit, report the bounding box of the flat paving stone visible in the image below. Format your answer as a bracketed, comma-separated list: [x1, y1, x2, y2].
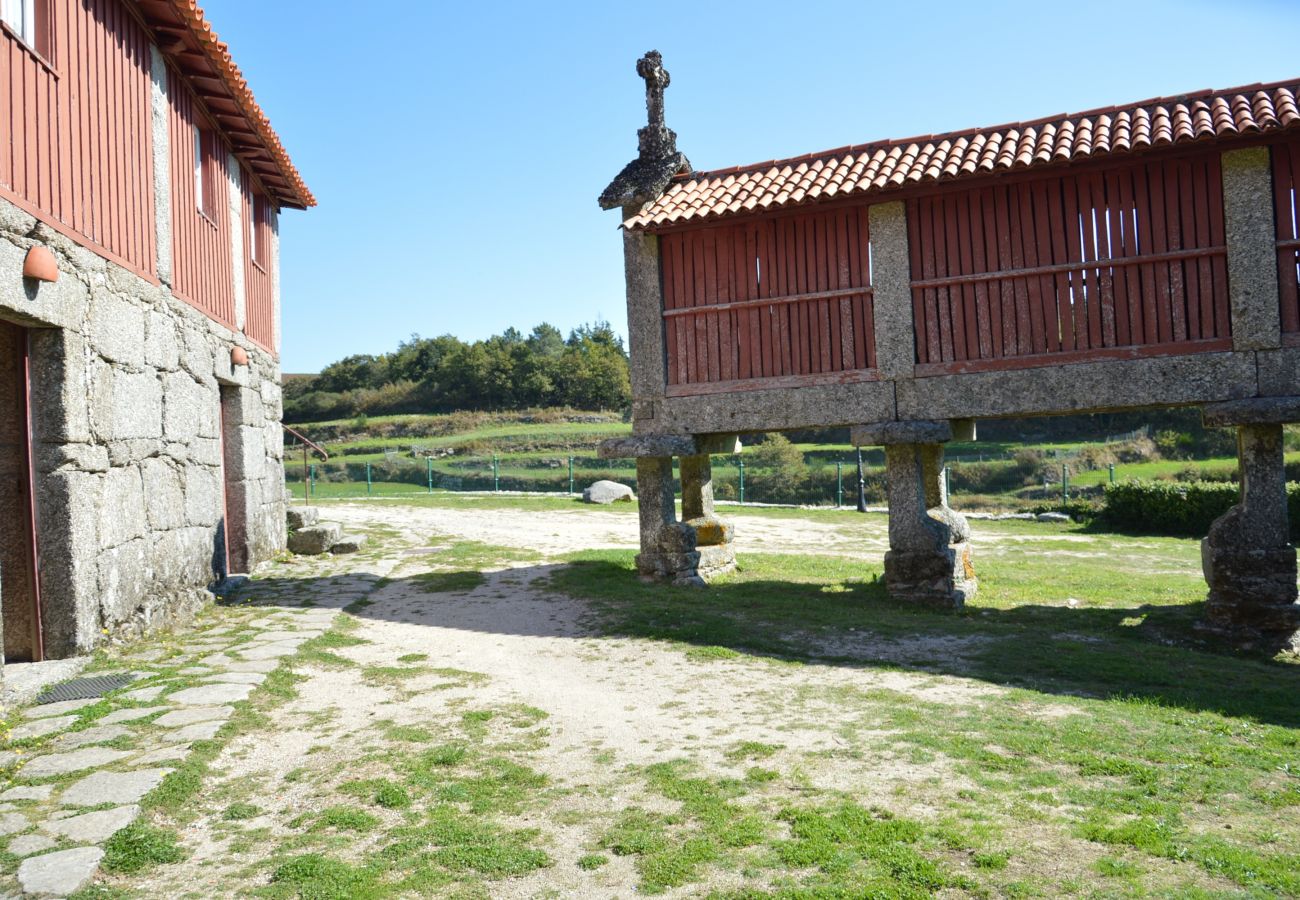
[53, 724, 131, 749]
[60, 768, 171, 807]
[203, 672, 266, 685]
[21, 747, 131, 778]
[172, 721, 222, 742]
[18, 845, 104, 897]
[167, 683, 253, 705]
[123, 686, 165, 702]
[43, 805, 139, 843]
[0, 785, 52, 802]
[0, 812, 28, 835]
[7, 833, 55, 857]
[131, 745, 190, 766]
[153, 706, 233, 728]
[223, 659, 278, 674]
[177, 667, 211, 676]
[99, 706, 165, 725]
[198, 653, 236, 668]
[23, 698, 96, 719]
[9, 716, 76, 741]
[236, 644, 297, 661]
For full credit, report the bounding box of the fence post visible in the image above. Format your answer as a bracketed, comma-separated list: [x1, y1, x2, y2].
[836, 462, 843, 507]
[1108, 463, 1116, 485]
[568, 456, 574, 495]
[856, 448, 867, 513]
[1062, 464, 1069, 505]
[309, 464, 316, 499]
[943, 466, 951, 502]
[493, 454, 500, 493]
[366, 463, 372, 497]
[427, 457, 433, 494]
[738, 457, 745, 505]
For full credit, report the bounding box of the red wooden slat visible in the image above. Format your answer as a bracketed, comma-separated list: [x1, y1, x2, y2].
[930, 197, 955, 361]
[1104, 169, 1132, 346]
[941, 195, 968, 360]
[1162, 160, 1186, 343]
[1088, 171, 1116, 347]
[906, 199, 928, 364]
[966, 189, 992, 359]
[1176, 159, 1202, 340]
[1077, 174, 1104, 349]
[993, 186, 1024, 355]
[1146, 162, 1175, 343]
[1049, 175, 1076, 352]
[661, 236, 679, 385]
[855, 205, 873, 368]
[1017, 182, 1048, 353]
[702, 229, 720, 382]
[1205, 152, 1230, 338]
[1276, 144, 1300, 333]
[977, 187, 1004, 358]
[1131, 164, 1160, 343]
[955, 191, 980, 359]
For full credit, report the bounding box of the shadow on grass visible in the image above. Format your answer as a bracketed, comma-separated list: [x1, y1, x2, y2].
[225, 551, 1300, 730]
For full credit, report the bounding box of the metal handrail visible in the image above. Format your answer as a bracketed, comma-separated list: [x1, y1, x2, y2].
[284, 425, 329, 505]
[284, 424, 329, 461]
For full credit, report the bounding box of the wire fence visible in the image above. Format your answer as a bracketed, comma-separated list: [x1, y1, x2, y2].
[283, 448, 1146, 510]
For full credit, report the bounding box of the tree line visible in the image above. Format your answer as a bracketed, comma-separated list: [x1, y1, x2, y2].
[284, 322, 631, 423]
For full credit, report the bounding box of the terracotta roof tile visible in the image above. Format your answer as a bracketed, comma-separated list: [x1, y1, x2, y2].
[626, 79, 1300, 229]
[135, 0, 315, 209]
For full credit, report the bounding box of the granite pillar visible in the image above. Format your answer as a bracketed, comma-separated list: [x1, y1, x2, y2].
[1200, 423, 1299, 652]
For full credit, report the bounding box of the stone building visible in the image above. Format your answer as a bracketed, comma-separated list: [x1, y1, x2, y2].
[600, 54, 1300, 653]
[0, 0, 313, 666]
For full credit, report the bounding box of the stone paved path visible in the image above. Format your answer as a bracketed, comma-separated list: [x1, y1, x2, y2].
[0, 556, 386, 898]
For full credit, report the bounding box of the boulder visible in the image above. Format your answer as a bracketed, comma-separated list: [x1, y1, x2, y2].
[287, 523, 342, 555]
[582, 480, 634, 504]
[1036, 512, 1072, 523]
[286, 506, 320, 530]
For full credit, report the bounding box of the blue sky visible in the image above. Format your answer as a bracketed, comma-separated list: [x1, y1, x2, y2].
[204, 0, 1297, 373]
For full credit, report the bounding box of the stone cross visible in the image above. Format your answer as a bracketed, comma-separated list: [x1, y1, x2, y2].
[637, 51, 670, 130]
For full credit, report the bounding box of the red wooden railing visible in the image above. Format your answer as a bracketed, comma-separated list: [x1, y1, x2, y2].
[660, 207, 876, 394]
[907, 152, 1231, 375]
[1273, 138, 1300, 342]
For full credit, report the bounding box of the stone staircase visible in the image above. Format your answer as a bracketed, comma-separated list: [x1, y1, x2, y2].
[285, 507, 366, 556]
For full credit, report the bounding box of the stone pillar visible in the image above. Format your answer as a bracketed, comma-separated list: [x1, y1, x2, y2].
[149, 45, 173, 288]
[867, 201, 915, 380]
[853, 420, 976, 608]
[634, 456, 676, 579]
[1221, 147, 1281, 352]
[621, 206, 667, 430]
[678, 453, 736, 581]
[1201, 423, 1299, 651]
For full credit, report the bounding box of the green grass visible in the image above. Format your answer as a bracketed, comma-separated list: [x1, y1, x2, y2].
[101, 823, 186, 874]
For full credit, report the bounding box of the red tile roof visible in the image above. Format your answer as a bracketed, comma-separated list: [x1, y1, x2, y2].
[133, 0, 315, 209]
[624, 79, 1300, 230]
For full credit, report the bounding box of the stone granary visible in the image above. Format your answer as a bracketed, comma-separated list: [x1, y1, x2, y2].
[0, 0, 313, 668]
[599, 53, 1300, 652]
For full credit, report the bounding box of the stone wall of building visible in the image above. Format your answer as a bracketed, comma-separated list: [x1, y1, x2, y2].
[0, 197, 286, 658]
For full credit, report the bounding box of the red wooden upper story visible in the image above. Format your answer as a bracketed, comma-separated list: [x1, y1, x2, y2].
[624, 81, 1300, 397]
[0, 0, 312, 355]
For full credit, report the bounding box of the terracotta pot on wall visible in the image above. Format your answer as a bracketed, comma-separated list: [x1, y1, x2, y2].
[22, 247, 58, 283]
[230, 346, 249, 367]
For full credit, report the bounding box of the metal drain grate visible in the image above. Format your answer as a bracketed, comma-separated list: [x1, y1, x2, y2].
[34, 674, 137, 705]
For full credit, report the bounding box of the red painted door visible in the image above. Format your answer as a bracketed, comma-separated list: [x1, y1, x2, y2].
[0, 321, 42, 661]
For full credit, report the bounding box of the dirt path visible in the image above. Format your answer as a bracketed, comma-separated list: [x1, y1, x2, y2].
[117, 507, 1017, 898]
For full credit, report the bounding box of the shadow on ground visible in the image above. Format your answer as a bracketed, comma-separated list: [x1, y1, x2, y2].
[231, 556, 1300, 730]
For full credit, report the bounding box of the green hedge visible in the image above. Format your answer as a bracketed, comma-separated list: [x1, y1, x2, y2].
[1100, 480, 1300, 539]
